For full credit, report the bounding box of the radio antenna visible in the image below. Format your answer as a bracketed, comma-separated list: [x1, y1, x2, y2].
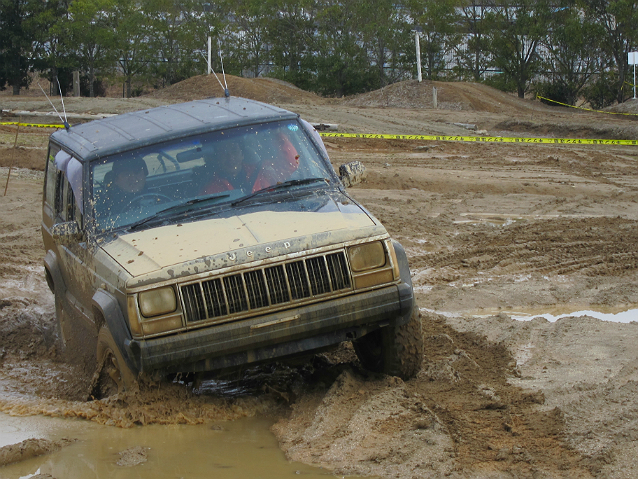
[218, 39, 229, 97]
[202, 49, 228, 98]
[38, 81, 70, 131]
[56, 77, 69, 128]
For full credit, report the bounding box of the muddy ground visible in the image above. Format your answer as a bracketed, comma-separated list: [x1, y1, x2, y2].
[1, 79, 638, 478]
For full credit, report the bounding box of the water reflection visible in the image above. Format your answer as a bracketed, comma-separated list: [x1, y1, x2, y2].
[510, 308, 637, 323]
[427, 305, 638, 323]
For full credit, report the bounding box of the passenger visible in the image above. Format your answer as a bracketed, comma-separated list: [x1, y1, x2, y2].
[251, 132, 300, 191]
[200, 132, 301, 195]
[101, 158, 148, 215]
[200, 140, 255, 195]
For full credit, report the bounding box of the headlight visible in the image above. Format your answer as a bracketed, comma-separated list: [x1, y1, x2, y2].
[139, 286, 177, 317]
[348, 241, 386, 272]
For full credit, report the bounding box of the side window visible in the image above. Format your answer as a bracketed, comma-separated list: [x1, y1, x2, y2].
[66, 183, 76, 222]
[44, 146, 58, 206]
[54, 171, 65, 220]
[50, 149, 84, 226]
[54, 173, 83, 227]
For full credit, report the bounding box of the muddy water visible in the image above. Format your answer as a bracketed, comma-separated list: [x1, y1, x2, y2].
[0, 414, 338, 478]
[478, 306, 637, 323]
[427, 306, 638, 323]
[509, 307, 638, 323]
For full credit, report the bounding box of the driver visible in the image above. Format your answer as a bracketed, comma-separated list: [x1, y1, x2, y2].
[102, 158, 148, 215]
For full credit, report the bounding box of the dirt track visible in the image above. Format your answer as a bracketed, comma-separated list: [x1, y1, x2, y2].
[1, 79, 638, 478]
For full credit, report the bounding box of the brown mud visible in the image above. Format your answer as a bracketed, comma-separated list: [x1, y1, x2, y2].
[1, 79, 638, 477]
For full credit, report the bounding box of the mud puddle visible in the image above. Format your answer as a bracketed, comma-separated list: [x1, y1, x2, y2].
[509, 307, 637, 323]
[0, 414, 344, 479]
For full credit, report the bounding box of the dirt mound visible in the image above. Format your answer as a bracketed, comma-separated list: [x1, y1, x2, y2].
[606, 97, 638, 114]
[342, 79, 555, 114]
[0, 438, 76, 467]
[147, 74, 326, 105]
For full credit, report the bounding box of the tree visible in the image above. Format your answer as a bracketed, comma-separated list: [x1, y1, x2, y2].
[142, 0, 213, 87]
[455, 0, 492, 81]
[109, 0, 159, 97]
[31, 0, 75, 96]
[579, 0, 638, 103]
[224, 0, 272, 78]
[536, 3, 605, 105]
[313, 0, 372, 96]
[66, 0, 118, 97]
[358, 0, 413, 88]
[0, 0, 42, 95]
[486, 0, 551, 98]
[265, 0, 317, 90]
[406, 0, 460, 80]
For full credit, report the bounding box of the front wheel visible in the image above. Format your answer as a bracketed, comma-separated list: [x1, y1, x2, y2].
[93, 326, 137, 398]
[353, 306, 423, 379]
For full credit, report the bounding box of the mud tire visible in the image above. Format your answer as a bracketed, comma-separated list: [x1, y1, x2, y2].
[353, 306, 423, 379]
[93, 326, 137, 398]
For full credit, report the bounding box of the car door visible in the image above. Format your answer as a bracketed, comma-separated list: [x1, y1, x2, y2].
[45, 148, 95, 328]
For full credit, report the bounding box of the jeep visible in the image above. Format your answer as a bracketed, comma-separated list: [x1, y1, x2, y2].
[41, 97, 422, 396]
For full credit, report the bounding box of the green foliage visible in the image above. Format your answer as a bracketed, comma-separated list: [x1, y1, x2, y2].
[578, 0, 638, 102]
[582, 72, 620, 109]
[406, 0, 461, 80]
[221, 0, 272, 78]
[0, 0, 634, 101]
[535, 3, 605, 106]
[455, 0, 491, 81]
[264, 0, 317, 89]
[65, 0, 118, 96]
[486, 0, 552, 98]
[533, 82, 573, 106]
[0, 0, 43, 94]
[483, 72, 517, 93]
[141, 0, 214, 87]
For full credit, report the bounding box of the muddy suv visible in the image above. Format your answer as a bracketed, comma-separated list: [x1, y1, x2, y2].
[41, 97, 422, 394]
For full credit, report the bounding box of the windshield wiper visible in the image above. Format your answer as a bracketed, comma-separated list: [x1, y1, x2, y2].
[232, 178, 329, 206]
[126, 193, 230, 231]
[183, 192, 231, 206]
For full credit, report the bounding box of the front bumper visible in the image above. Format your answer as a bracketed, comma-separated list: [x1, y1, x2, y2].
[125, 282, 413, 375]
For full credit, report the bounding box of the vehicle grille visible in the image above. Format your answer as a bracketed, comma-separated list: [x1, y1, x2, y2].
[181, 251, 351, 323]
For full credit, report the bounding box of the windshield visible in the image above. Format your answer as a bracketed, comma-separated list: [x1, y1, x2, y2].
[90, 120, 334, 233]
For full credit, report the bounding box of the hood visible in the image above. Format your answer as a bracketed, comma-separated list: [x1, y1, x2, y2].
[102, 193, 377, 278]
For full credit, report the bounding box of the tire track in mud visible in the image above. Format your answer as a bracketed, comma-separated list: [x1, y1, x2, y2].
[417, 317, 592, 477]
[411, 217, 638, 283]
[273, 313, 595, 478]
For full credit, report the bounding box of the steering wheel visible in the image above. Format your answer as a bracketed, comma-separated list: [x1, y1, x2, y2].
[123, 193, 172, 212]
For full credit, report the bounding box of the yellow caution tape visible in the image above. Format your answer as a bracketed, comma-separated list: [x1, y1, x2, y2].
[0, 121, 64, 128]
[536, 95, 638, 116]
[2, 120, 635, 147]
[320, 132, 638, 146]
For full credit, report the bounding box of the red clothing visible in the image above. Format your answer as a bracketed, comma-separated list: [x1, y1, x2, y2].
[200, 134, 300, 196]
[252, 133, 300, 191]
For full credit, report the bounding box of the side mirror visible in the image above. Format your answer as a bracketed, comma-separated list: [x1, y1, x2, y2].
[339, 161, 367, 187]
[51, 221, 83, 244]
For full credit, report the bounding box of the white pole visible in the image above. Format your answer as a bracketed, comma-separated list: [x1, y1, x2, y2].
[207, 36, 212, 75]
[629, 52, 637, 99]
[415, 30, 422, 83]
